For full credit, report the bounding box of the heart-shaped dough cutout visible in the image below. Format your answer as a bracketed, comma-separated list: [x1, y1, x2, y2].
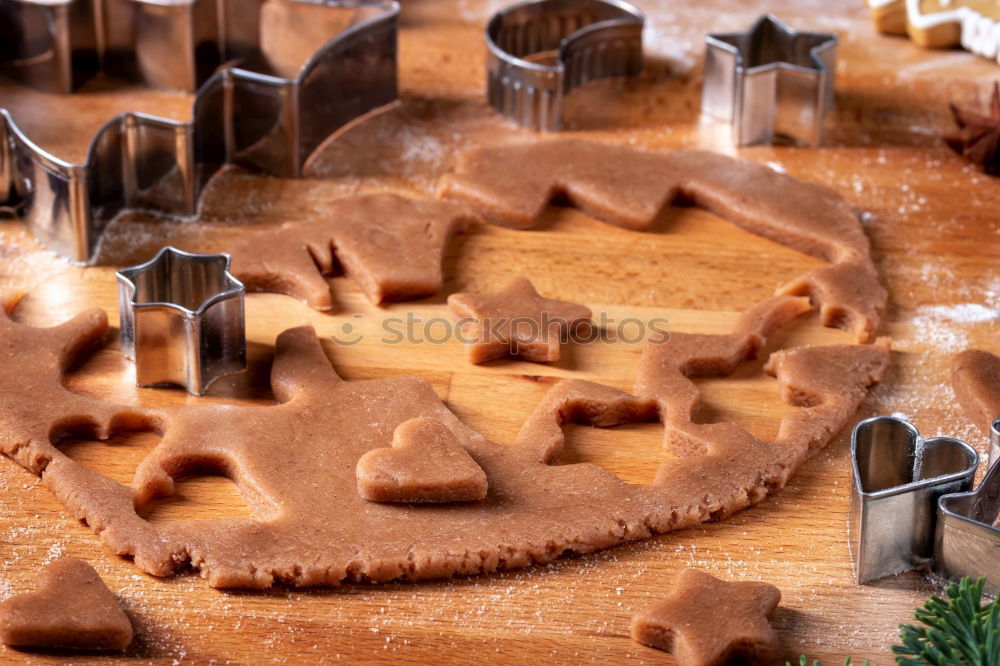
[356, 417, 488, 503]
[0, 558, 133, 651]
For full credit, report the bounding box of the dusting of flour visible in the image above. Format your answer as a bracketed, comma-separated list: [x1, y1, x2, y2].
[898, 303, 999, 353]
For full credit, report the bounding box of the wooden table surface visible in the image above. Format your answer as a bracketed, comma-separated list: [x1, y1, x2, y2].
[2, 0, 999, 663]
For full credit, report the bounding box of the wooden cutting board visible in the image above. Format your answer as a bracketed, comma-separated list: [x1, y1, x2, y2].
[2, 0, 999, 663]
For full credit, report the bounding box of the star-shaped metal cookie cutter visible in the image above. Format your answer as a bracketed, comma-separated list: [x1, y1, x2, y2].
[701, 14, 838, 146]
[851, 416, 1000, 593]
[117, 246, 246, 395]
[0, 0, 399, 264]
[935, 419, 1000, 593]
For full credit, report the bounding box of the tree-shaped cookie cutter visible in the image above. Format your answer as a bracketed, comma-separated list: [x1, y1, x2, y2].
[850, 415, 1000, 592]
[701, 14, 837, 146]
[485, 0, 644, 131]
[117, 246, 246, 395]
[0, 0, 399, 264]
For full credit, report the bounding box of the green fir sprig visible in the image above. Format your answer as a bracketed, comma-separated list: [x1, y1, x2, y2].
[892, 577, 1000, 665]
[790, 577, 1000, 666]
[791, 657, 865, 666]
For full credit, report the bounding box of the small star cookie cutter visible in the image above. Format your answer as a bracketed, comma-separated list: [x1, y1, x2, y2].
[701, 14, 838, 146]
[0, 0, 399, 264]
[850, 415, 1000, 593]
[485, 0, 645, 131]
[935, 419, 1000, 593]
[116, 246, 246, 395]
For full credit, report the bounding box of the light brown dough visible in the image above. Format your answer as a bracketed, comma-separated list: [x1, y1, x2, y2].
[447, 277, 592, 364]
[227, 193, 478, 310]
[952, 349, 1000, 433]
[630, 568, 781, 666]
[0, 294, 888, 588]
[0, 558, 133, 651]
[356, 416, 489, 503]
[439, 140, 886, 342]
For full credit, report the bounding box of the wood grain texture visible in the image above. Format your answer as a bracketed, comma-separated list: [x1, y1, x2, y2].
[1, 0, 999, 663]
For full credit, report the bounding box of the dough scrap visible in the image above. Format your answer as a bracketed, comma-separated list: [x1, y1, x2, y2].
[447, 277, 592, 364]
[952, 349, 1000, 433]
[356, 416, 489, 503]
[438, 140, 886, 342]
[227, 193, 478, 310]
[630, 568, 781, 666]
[0, 558, 133, 651]
[0, 294, 888, 588]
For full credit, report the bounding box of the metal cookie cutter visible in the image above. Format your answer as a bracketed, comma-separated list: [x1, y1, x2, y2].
[990, 419, 1000, 467]
[701, 14, 838, 146]
[117, 246, 246, 395]
[850, 416, 978, 584]
[485, 0, 644, 131]
[0, 0, 399, 264]
[936, 419, 1000, 594]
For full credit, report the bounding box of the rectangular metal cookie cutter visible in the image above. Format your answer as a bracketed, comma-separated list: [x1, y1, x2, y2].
[0, 0, 399, 264]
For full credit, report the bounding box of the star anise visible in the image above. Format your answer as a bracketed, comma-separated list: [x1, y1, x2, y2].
[947, 82, 1000, 174]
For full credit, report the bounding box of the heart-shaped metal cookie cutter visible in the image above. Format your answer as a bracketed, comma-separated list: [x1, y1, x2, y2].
[850, 415, 1000, 592]
[850, 415, 978, 584]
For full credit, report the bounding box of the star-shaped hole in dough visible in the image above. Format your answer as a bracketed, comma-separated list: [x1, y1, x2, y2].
[631, 568, 781, 666]
[447, 277, 592, 364]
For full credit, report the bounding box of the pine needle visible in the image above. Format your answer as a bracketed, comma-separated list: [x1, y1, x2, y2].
[892, 577, 1000, 666]
[791, 577, 1000, 666]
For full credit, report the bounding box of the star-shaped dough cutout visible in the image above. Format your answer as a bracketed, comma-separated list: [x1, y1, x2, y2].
[630, 569, 781, 666]
[447, 277, 591, 364]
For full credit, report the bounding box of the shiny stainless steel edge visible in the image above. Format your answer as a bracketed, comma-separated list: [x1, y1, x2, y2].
[116, 245, 246, 395]
[935, 451, 1000, 594]
[701, 14, 837, 146]
[849, 415, 978, 584]
[0, 0, 399, 263]
[485, 0, 643, 131]
[990, 419, 1000, 468]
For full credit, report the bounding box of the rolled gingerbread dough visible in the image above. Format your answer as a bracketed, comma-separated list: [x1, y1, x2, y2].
[952, 348, 1000, 433]
[439, 140, 887, 342]
[0, 293, 889, 588]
